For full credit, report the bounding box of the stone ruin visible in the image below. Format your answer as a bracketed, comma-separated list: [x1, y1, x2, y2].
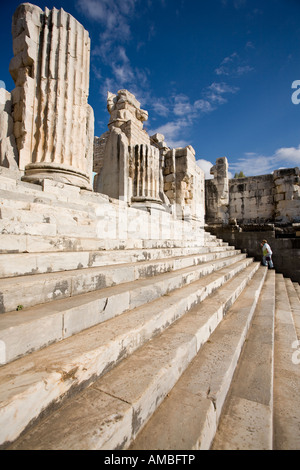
[205, 156, 300, 282]
[0, 2, 205, 225]
[93, 89, 204, 221]
[205, 156, 300, 229]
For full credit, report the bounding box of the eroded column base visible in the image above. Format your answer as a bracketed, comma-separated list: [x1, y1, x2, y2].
[22, 163, 92, 190]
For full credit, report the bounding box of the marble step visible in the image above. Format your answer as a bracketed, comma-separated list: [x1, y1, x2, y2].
[0, 256, 251, 365]
[0, 201, 97, 225]
[0, 251, 246, 314]
[0, 182, 215, 243]
[273, 274, 300, 450]
[0, 244, 238, 278]
[0, 179, 232, 242]
[211, 270, 275, 450]
[129, 266, 267, 450]
[285, 278, 300, 338]
[0, 203, 222, 246]
[0, 232, 228, 254]
[5, 261, 261, 450]
[0, 216, 228, 246]
[0, 218, 99, 238]
[0, 176, 108, 210]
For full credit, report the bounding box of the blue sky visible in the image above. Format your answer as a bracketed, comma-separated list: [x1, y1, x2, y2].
[1, 0, 300, 178]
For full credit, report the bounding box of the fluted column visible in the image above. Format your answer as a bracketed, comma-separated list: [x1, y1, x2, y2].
[9, 3, 93, 189]
[131, 144, 161, 203]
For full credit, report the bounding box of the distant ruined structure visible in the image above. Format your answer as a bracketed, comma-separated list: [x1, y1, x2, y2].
[206, 156, 300, 227]
[205, 157, 300, 281]
[0, 3, 299, 452]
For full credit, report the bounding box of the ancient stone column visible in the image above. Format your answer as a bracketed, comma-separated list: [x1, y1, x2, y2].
[9, 3, 94, 189]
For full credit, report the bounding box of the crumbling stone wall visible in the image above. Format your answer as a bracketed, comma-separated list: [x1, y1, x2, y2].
[205, 158, 300, 282]
[164, 146, 204, 221]
[205, 157, 300, 225]
[273, 168, 300, 224]
[229, 174, 274, 224]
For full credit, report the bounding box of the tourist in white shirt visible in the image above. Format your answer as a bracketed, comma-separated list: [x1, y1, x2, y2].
[261, 239, 274, 269]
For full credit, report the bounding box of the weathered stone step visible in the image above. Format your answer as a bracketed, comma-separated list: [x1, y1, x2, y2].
[129, 266, 267, 450]
[0, 189, 228, 246]
[0, 255, 250, 365]
[0, 201, 97, 225]
[285, 278, 300, 338]
[0, 251, 246, 314]
[0, 197, 99, 238]
[0, 182, 224, 245]
[211, 270, 275, 450]
[0, 181, 231, 243]
[0, 244, 239, 278]
[0, 204, 224, 245]
[273, 274, 300, 450]
[0, 216, 228, 246]
[5, 261, 261, 450]
[0, 178, 108, 211]
[0, 219, 99, 238]
[0, 233, 224, 254]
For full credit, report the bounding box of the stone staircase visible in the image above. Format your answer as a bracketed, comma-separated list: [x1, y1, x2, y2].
[0, 172, 299, 450]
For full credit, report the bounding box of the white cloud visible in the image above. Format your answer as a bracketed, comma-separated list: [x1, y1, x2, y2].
[148, 78, 242, 151]
[111, 62, 134, 83]
[203, 82, 239, 105]
[76, 0, 137, 42]
[229, 145, 300, 177]
[194, 99, 214, 113]
[245, 41, 255, 50]
[215, 52, 254, 77]
[274, 145, 300, 166]
[196, 159, 214, 179]
[149, 92, 218, 148]
[150, 119, 190, 148]
[152, 100, 170, 117]
[77, 0, 154, 107]
[236, 65, 254, 75]
[173, 94, 193, 117]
